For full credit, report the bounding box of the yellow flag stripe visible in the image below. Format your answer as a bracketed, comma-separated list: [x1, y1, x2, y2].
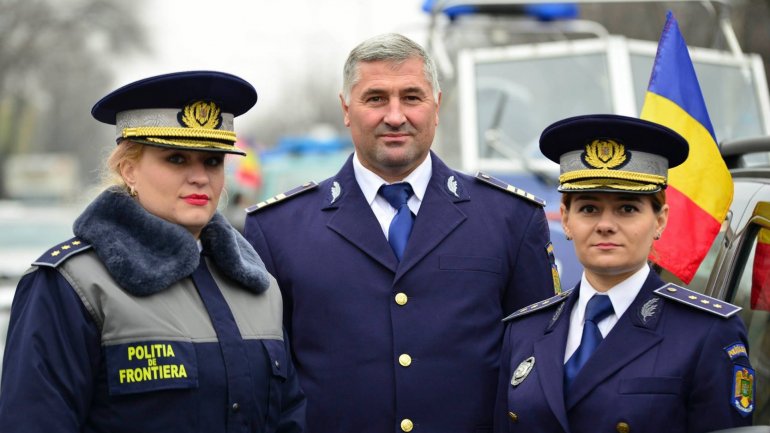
[640, 92, 733, 220]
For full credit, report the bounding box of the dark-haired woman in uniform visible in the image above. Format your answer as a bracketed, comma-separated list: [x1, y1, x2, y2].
[494, 114, 754, 433]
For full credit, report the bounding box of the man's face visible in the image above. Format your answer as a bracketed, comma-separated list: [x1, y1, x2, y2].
[340, 57, 441, 182]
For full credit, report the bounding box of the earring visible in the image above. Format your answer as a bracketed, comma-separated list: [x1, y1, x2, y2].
[565, 235, 572, 241]
[654, 232, 661, 240]
[128, 185, 137, 197]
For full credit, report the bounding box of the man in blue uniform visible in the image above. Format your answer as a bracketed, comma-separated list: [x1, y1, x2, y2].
[244, 33, 557, 433]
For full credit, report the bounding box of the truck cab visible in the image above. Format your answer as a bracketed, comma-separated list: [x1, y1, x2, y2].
[423, 0, 770, 288]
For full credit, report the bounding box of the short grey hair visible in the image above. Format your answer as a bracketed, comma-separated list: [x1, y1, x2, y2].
[342, 33, 440, 103]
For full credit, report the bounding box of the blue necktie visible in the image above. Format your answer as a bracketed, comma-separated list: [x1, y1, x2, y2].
[379, 183, 415, 261]
[564, 294, 614, 390]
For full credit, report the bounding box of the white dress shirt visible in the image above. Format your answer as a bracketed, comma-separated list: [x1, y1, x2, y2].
[563, 265, 650, 363]
[352, 152, 432, 240]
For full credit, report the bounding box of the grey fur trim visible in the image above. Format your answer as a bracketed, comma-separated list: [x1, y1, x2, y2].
[73, 187, 269, 296]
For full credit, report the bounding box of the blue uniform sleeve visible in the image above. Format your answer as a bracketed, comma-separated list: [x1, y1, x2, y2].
[688, 316, 754, 432]
[502, 206, 556, 315]
[277, 330, 306, 433]
[244, 216, 296, 339]
[0, 267, 102, 432]
[243, 216, 277, 275]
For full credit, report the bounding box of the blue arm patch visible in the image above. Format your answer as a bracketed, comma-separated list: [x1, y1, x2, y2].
[32, 237, 92, 268]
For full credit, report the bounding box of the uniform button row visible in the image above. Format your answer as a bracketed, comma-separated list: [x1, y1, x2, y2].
[395, 292, 410, 432]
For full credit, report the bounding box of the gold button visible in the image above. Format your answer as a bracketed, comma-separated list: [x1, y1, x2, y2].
[400, 418, 414, 432]
[395, 293, 408, 305]
[399, 354, 412, 367]
[616, 422, 630, 433]
[508, 411, 519, 422]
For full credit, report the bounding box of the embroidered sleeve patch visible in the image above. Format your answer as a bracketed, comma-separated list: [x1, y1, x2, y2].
[732, 365, 755, 416]
[724, 343, 749, 361]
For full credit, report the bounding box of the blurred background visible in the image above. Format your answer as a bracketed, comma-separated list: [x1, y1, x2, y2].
[3, 0, 770, 373]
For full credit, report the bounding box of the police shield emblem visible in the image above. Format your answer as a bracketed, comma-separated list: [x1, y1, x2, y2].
[511, 356, 535, 387]
[732, 365, 755, 416]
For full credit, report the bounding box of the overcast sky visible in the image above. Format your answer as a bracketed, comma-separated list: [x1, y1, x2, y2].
[115, 0, 431, 131]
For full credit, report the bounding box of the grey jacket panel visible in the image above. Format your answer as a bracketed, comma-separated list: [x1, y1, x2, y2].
[58, 251, 283, 346]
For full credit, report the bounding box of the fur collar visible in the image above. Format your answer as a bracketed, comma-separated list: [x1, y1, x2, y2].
[73, 187, 270, 296]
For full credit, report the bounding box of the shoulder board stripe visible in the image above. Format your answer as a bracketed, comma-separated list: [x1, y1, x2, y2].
[475, 171, 545, 207]
[245, 181, 318, 214]
[653, 283, 741, 318]
[33, 237, 92, 268]
[503, 289, 573, 322]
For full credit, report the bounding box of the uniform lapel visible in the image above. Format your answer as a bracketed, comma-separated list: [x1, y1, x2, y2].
[395, 154, 468, 281]
[565, 272, 665, 410]
[325, 156, 398, 272]
[534, 288, 578, 433]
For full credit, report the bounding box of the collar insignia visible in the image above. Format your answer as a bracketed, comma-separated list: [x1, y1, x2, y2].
[447, 175, 459, 198]
[511, 356, 535, 386]
[178, 100, 222, 130]
[330, 181, 341, 204]
[640, 298, 660, 323]
[582, 139, 629, 169]
[550, 302, 566, 328]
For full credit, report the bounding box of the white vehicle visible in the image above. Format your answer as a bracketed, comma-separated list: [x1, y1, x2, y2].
[423, 0, 770, 289]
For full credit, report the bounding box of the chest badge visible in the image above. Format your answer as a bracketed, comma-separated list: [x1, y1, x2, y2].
[511, 356, 535, 386]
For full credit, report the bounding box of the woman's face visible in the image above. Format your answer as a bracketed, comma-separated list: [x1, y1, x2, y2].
[561, 192, 668, 289]
[121, 146, 225, 238]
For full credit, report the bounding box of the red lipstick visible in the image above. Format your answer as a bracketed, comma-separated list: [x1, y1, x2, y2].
[184, 194, 209, 206]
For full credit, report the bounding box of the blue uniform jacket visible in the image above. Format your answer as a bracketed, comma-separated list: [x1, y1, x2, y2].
[244, 152, 556, 433]
[0, 188, 305, 433]
[494, 270, 754, 433]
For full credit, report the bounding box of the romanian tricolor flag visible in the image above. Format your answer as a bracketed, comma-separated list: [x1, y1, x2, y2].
[234, 139, 262, 189]
[640, 11, 733, 283]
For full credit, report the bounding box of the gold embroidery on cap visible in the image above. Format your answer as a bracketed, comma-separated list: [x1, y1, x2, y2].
[180, 101, 221, 130]
[583, 139, 627, 169]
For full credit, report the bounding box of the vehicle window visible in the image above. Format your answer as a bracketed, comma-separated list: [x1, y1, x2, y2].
[629, 51, 767, 143]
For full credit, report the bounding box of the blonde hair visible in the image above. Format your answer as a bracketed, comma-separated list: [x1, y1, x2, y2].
[100, 140, 145, 191]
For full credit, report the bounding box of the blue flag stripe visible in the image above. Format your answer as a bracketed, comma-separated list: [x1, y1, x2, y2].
[646, 11, 717, 141]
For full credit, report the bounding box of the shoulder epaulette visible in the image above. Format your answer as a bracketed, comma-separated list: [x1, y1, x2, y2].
[32, 237, 92, 268]
[503, 289, 573, 322]
[245, 181, 318, 214]
[654, 283, 741, 318]
[475, 171, 545, 207]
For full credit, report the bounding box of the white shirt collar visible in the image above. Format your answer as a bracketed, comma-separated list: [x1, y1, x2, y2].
[352, 152, 432, 206]
[576, 264, 650, 322]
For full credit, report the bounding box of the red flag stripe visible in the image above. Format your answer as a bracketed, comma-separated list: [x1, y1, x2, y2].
[650, 186, 722, 280]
